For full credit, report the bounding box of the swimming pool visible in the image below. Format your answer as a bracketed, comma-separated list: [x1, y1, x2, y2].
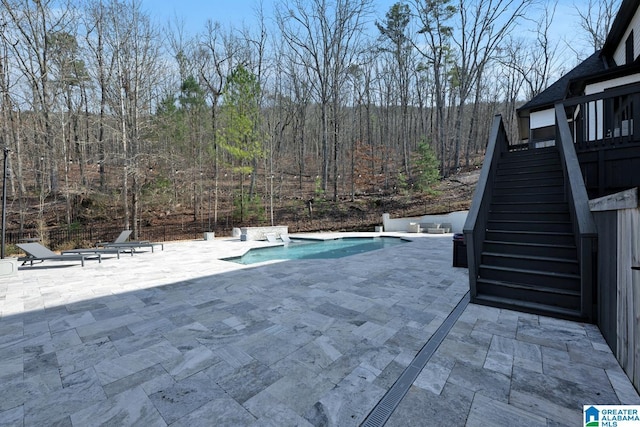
[224, 236, 409, 265]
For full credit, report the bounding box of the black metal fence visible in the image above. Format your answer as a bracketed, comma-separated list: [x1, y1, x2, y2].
[4, 207, 382, 250]
[5, 222, 219, 249]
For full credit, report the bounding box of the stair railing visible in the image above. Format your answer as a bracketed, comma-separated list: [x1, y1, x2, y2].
[555, 103, 598, 321]
[463, 115, 509, 300]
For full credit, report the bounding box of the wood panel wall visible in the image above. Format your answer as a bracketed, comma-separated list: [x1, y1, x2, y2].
[590, 187, 640, 393]
[616, 207, 640, 392]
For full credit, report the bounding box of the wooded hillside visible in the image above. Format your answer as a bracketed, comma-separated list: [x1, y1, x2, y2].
[0, 0, 619, 244]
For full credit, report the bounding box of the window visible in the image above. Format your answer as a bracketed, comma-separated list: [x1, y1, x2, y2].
[530, 125, 556, 143]
[625, 30, 634, 64]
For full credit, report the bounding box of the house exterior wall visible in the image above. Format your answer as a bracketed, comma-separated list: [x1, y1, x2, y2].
[530, 108, 555, 128]
[585, 73, 640, 95]
[613, 5, 640, 65]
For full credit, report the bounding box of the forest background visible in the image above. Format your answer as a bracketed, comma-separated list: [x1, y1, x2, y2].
[0, 0, 621, 248]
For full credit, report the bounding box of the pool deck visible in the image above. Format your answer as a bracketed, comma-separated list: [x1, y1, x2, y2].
[1, 233, 638, 426]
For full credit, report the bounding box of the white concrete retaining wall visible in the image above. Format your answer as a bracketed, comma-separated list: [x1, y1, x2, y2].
[0, 258, 18, 277]
[240, 226, 289, 241]
[382, 211, 468, 233]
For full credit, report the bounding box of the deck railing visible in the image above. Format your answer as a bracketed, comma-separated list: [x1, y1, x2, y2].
[555, 103, 598, 320]
[563, 82, 640, 151]
[463, 115, 509, 300]
[562, 83, 640, 197]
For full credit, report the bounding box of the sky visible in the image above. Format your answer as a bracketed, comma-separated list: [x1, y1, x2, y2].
[139, 0, 582, 28]
[138, 0, 597, 65]
[140, 0, 398, 32]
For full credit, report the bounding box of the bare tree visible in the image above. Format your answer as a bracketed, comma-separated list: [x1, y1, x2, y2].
[197, 20, 241, 227]
[104, 0, 161, 237]
[0, 7, 27, 233]
[2, 0, 75, 197]
[575, 0, 621, 53]
[377, 2, 414, 177]
[411, 0, 456, 177]
[451, 0, 534, 170]
[84, 0, 113, 191]
[277, 0, 373, 200]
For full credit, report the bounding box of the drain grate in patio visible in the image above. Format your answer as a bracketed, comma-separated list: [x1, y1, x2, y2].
[361, 291, 470, 427]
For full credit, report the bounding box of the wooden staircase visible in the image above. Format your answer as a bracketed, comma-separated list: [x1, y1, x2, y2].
[473, 147, 585, 320]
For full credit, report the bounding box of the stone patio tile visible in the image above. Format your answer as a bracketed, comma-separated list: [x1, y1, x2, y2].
[352, 321, 397, 345]
[74, 313, 144, 339]
[567, 343, 622, 369]
[514, 355, 543, 373]
[385, 382, 474, 427]
[111, 331, 165, 355]
[296, 310, 336, 332]
[172, 397, 257, 427]
[50, 329, 83, 350]
[24, 368, 106, 426]
[0, 372, 60, 412]
[333, 290, 376, 313]
[510, 366, 619, 417]
[216, 360, 282, 404]
[235, 329, 312, 366]
[279, 337, 344, 376]
[516, 319, 587, 350]
[468, 328, 493, 348]
[446, 361, 511, 402]
[0, 320, 24, 345]
[606, 368, 640, 404]
[466, 393, 547, 427]
[162, 321, 211, 349]
[0, 330, 52, 355]
[23, 319, 49, 336]
[437, 337, 488, 367]
[372, 359, 405, 390]
[0, 405, 23, 427]
[413, 353, 455, 395]
[385, 326, 428, 354]
[0, 354, 22, 380]
[70, 387, 166, 426]
[103, 363, 171, 398]
[542, 350, 610, 386]
[258, 374, 335, 416]
[304, 367, 387, 427]
[213, 345, 255, 368]
[484, 346, 513, 376]
[509, 389, 580, 425]
[312, 302, 361, 320]
[148, 372, 227, 425]
[2, 235, 637, 426]
[48, 310, 96, 333]
[56, 336, 121, 377]
[248, 401, 314, 427]
[473, 318, 518, 339]
[163, 345, 220, 381]
[93, 340, 182, 384]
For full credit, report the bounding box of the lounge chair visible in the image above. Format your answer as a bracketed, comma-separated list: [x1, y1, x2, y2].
[17, 243, 101, 267]
[265, 233, 278, 243]
[281, 234, 292, 243]
[62, 246, 132, 259]
[96, 230, 132, 246]
[97, 230, 164, 252]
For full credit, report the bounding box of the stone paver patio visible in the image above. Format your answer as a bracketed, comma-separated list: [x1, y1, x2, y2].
[0, 233, 638, 426]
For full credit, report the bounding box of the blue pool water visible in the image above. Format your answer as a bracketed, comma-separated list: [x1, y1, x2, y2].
[225, 237, 408, 265]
